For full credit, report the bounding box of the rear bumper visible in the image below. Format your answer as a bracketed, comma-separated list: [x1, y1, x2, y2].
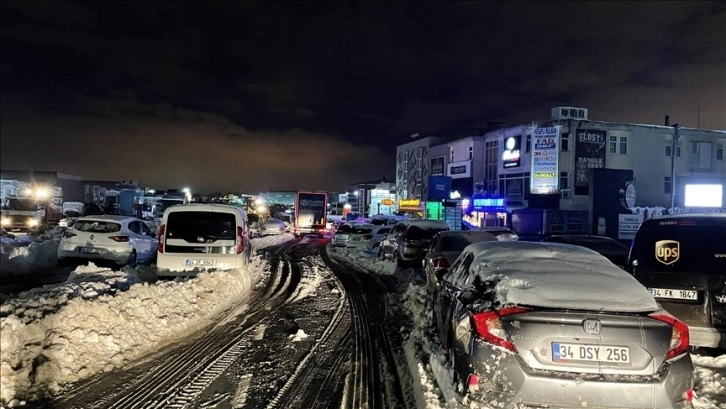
[156, 253, 246, 275]
[688, 325, 723, 348]
[465, 348, 693, 409]
[58, 244, 132, 264]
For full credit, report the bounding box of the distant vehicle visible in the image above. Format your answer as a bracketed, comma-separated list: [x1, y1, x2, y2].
[431, 241, 693, 409]
[423, 230, 498, 289]
[1, 196, 44, 231]
[57, 215, 157, 267]
[366, 225, 392, 251]
[345, 223, 376, 250]
[368, 214, 408, 226]
[330, 222, 356, 248]
[541, 234, 629, 268]
[378, 220, 450, 266]
[294, 191, 328, 237]
[627, 213, 726, 350]
[156, 204, 251, 276]
[58, 201, 86, 227]
[475, 226, 519, 241]
[258, 218, 288, 236]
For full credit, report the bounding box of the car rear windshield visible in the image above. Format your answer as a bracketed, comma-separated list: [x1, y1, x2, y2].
[406, 226, 447, 240]
[631, 221, 726, 273]
[353, 226, 373, 234]
[440, 233, 496, 252]
[166, 211, 236, 241]
[74, 220, 121, 233]
[336, 224, 354, 233]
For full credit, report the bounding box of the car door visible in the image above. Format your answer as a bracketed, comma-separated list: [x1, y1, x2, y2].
[126, 221, 145, 257]
[139, 221, 158, 261]
[382, 223, 406, 256]
[434, 251, 474, 343]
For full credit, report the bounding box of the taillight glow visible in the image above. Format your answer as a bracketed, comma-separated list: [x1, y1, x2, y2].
[109, 235, 130, 242]
[471, 306, 531, 352]
[157, 224, 165, 253]
[467, 374, 479, 393]
[684, 389, 693, 403]
[236, 226, 244, 254]
[648, 311, 689, 360]
[432, 257, 450, 269]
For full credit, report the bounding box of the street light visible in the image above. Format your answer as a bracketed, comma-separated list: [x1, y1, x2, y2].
[670, 124, 680, 209]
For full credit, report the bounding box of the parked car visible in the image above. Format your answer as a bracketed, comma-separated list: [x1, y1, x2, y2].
[345, 223, 377, 250]
[366, 225, 392, 251]
[57, 215, 158, 267]
[627, 213, 726, 350]
[378, 220, 450, 266]
[475, 226, 519, 241]
[431, 241, 693, 409]
[330, 222, 356, 248]
[541, 234, 629, 268]
[423, 230, 498, 289]
[156, 204, 251, 276]
[257, 218, 288, 236]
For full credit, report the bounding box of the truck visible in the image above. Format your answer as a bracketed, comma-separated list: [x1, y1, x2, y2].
[58, 201, 86, 227]
[294, 191, 328, 237]
[1, 196, 45, 231]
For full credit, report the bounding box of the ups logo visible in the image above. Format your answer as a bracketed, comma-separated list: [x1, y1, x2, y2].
[655, 240, 680, 265]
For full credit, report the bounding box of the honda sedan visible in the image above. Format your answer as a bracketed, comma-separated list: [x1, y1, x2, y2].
[430, 241, 693, 409]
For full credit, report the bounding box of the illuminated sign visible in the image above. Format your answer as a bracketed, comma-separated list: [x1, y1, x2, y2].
[399, 199, 421, 207]
[531, 126, 560, 194]
[447, 161, 471, 179]
[472, 198, 505, 208]
[502, 136, 521, 168]
[380, 198, 394, 205]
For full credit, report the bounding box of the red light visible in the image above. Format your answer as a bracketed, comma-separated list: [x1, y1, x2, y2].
[684, 389, 693, 402]
[157, 224, 165, 253]
[63, 231, 77, 239]
[109, 235, 129, 242]
[432, 257, 449, 269]
[467, 374, 479, 393]
[471, 306, 531, 352]
[236, 226, 244, 254]
[648, 311, 690, 360]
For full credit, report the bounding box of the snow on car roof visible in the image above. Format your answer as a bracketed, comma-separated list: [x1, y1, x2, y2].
[448, 241, 659, 313]
[405, 220, 450, 229]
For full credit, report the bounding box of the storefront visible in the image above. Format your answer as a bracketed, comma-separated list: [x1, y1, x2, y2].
[398, 198, 425, 219]
[462, 195, 508, 228]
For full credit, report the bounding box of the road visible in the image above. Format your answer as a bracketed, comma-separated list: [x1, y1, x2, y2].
[32, 238, 417, 409]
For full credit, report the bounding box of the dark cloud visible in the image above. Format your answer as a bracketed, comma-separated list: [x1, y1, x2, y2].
[1, 1, 723, 193]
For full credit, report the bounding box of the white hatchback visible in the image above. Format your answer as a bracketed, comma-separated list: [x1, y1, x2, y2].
[57, 215, 158, 267]
[156, 204, 251, 276]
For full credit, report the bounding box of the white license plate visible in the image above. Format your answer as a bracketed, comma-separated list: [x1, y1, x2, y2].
[185, 259, 215, 267]
[553, 343, 630, 364]
[80, 247, 102, 254]
[648, 287, 697, 300]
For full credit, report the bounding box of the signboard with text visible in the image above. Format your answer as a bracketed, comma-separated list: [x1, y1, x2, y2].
[575, 129, 607, 189]
[618, 213, 644, 240]
[502, 135, 522, 168]
[428, 176, 452, 201]
[431, 157, 445, 176]
[530, 126, 560, 194]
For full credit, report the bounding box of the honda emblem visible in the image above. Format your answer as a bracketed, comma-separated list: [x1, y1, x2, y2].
[583, 319, 601, 335]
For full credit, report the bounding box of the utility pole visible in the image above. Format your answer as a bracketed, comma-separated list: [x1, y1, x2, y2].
[670, 124, 681, 210]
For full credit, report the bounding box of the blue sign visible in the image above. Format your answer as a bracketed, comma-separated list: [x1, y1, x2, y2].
[471, 195, 507, 211]
[428, 176, 452, 201]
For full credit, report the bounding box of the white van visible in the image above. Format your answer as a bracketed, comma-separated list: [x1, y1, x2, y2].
[156, 204, 251, 276]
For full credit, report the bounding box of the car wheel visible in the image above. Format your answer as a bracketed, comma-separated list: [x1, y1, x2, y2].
[377, 246, 385, 260]
[125, 250, 138, 267]
[448, 340, 465, 396]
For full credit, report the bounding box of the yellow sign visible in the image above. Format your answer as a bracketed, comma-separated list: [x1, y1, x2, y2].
[381, 198, 395, 206]
[399, 199, 421, 207]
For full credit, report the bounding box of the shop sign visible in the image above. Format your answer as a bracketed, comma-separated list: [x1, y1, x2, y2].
[447, 161, 471, 179]
[618, 213, 643, 240]
[381, 198, 394, 205]
[502, 135, 521, 168]
[575, 129, 607, 189]
[431, 157, 445, 176]
[531, 126, 560, 194]
[399, 199, 421, 208]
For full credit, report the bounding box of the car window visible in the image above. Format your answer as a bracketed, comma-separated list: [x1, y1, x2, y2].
[166, 211, 236, 240]
[443, 251, 475, 287]
[352, 226, 373, 234]
[140, 222, 153, 235]
[336, 224, 354, 233]
[75, 220, 122, 233]
[128, 221, 141, 234]
[440, 234, 495, 252]
[405, 226, 447, 240]
[631, 221, 726, 273]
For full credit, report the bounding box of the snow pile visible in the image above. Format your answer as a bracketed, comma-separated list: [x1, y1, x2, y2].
[691, 354, 726, 407]
[328, 247, 396, 276]
[251, 233, 295, 250]
[0, 240, 59, 276]
[288, 329, 309, 342]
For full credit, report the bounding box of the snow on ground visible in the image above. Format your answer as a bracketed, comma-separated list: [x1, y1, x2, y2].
[330, 244, 726, 409]
[0, 234, 295, 407]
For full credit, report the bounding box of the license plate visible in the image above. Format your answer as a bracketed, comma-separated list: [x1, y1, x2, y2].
[553, 343, 630, 364]
[648, 287, 697, 300]
[185, 259, 215, 267]
[80, 247, 102, 254]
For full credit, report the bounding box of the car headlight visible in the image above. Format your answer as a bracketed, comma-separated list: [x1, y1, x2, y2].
[27, 219, 40, 227]
[0, 217, 10, 226]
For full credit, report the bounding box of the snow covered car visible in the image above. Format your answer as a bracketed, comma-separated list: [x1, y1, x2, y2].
[475, 226, 519, 241]
[378, 220, 450, 266]
[257, 218, 288, 236]
[366, 225, 392, 251]
[156, 204, 251, 276]
[541, 234, 629, 268]
[57, 215, 158, 267]
[330, 222, 356, 248]
[344, 223, 376, 250]
[423, 230, 498, 289]
[430, 241, 694, 409]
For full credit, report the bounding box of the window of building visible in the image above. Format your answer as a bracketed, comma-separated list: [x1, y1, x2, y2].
[526, 135, 531, 152]
[676, 143, 682, 157]
[468, 146, 473, 159]
[561, 132, 569, 151]
[665, 145, 672, 157]
[609, 136, 628, 155]
[666, 141, 683, 157]
[664, 176, 672, 194]
[619, 136, 628, 155]
[560, 172, 568, 190]
[485, 140, 499, 194]
[450, 148, 454, 162]
[609, 136, 617, 154]
[717, 144, 724, 160]
[561, 108, 567, 117]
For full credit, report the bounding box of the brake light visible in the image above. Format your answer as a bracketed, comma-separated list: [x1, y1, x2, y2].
[684, 389, 693, 403]
[432, 257, 449, 269]
[157, 224, 165, 253]
[471, 306, 531, 352]
[109, 235, 129, 242]
[648, 311, 689, 360]
[236, 226, 244, 254]
[63, 231, 77, 239]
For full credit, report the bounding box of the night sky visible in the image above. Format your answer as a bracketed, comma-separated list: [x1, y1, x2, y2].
[1, 1, 724, 194]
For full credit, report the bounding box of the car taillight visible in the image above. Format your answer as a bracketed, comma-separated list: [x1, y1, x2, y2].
[648, 311, 689, 360]
[236, 226, 244, 254]
[471, 306, 531, 352]
[432, 257, 449, 269]
[63, 231, 77, 239]
[109, 235, 130, 242]
[157, 224, 165, 253]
